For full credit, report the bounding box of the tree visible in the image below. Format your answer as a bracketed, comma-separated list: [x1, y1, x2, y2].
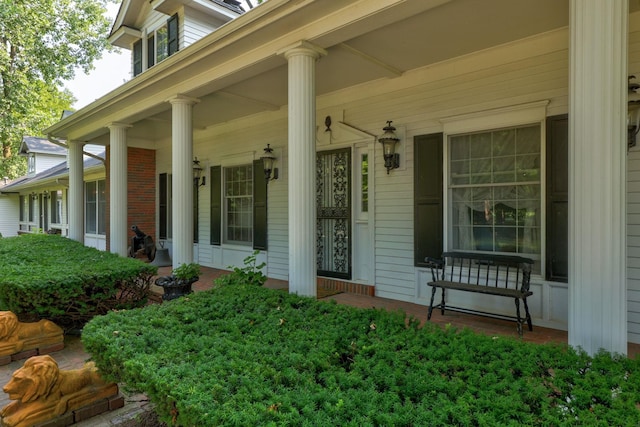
[0, 0, 114, 179]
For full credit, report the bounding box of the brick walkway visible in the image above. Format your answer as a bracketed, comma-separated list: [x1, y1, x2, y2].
[0, 266, 636, 426]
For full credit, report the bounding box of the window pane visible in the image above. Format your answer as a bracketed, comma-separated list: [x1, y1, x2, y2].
[361, 154, 368, 212]
[156, 25, 168, 62]
[98, 180, 106, 235]
[449, 124, 541, 262]
[224, 165, 253, 244]
[85, 181, 97, 234]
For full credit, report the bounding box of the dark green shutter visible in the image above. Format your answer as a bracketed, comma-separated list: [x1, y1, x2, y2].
[253, 159, 268, 250]
[414, 133, 443, 267]
[210, 166, 221, 245]
[159, 173, 167, 239]
[546, 114, 568, 282]
[193, 182, 198, 243]
[133, 40, 142, 76]
[167, 14, 179, 56]
[147, 35, 155, 68]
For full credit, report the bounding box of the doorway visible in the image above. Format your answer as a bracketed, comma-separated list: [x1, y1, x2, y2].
[316, 148, 351, 279]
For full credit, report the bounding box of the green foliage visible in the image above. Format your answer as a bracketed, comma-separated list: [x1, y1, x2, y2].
[0, 0, 114, 178]
[172, 262, 200, 281]
[0, 234, 157, 327]
[83, 280, 640, 426]
[214, 250, 267, 287]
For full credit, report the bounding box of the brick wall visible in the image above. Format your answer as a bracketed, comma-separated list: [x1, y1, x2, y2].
[105, 147, 156, 251]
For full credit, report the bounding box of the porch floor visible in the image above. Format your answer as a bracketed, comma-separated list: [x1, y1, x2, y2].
[157, 266, 640, 358]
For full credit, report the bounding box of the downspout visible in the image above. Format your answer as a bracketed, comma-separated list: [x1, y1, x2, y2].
[46, 135, 106, 164]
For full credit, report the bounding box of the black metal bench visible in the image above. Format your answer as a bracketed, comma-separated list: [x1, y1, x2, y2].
[426, 251, 534, 336]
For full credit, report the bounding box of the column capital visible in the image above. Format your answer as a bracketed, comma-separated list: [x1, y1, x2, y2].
[166, 94, 200, 105]
[278, 40, 327, 60]
[106, 122, 132, 130]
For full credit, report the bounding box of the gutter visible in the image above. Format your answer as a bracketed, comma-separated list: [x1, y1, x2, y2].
[46, 135, 106, 164]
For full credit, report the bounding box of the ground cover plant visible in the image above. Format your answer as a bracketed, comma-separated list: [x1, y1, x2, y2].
[82, 280, 640, 426]
[0, 234, 156, 328]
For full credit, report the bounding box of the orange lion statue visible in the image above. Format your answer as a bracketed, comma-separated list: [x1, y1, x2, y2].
[0, 311, 63, 358]
[0, 355, 118, 427]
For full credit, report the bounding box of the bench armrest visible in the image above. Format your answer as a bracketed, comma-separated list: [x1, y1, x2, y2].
[424, 257, 444, 281]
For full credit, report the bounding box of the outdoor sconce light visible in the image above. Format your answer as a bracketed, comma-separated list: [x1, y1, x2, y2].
[43, 190, 50, 199]
[378, 120, 400, 174]
[261, 144, 278, 182]
[193, 157, 205, 187]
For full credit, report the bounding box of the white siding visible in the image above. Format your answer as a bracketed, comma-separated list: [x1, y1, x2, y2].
[183, 7, 227, 47]
[34, 154, 66, 174]
[626, 19, 640, 344]
[0, 194, 19, 237]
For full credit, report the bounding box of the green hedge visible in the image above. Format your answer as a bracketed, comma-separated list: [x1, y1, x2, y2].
[0, 234, 156, 326]
[82, 282, 640, 426]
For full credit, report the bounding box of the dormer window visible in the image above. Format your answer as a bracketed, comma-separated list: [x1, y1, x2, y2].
[27, 153, 35, 175]
[133, 14, 179, 76]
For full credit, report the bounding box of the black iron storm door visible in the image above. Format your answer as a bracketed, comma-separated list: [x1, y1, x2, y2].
[316, 148, 351, 279]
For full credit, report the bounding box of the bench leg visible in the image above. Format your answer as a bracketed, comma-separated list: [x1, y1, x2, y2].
[523, 298, 533, 331]
[514, 298, 524, 337]
[427, 286, 437, 320]
[440, 288, 446, 315]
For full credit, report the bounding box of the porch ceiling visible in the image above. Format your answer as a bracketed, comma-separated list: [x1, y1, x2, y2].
[51, 0, 570, 144]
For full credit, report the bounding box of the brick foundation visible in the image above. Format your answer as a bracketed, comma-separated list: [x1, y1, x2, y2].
[317, 277, 375, 297]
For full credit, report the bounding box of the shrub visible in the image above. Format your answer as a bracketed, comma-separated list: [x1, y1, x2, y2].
[171, 262, 200, 281]
[83, 281, 640, 426]
[0, 234, 157, 327]
[214, 250, 267, 287]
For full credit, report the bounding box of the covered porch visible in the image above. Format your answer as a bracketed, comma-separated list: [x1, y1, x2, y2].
[156, 265, 640, 358]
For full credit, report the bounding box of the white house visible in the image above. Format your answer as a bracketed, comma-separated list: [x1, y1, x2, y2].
[40, 0, 640, 355]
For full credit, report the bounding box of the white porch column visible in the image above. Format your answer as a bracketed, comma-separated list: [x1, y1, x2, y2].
[569, 0, 628, 355]
[168, 95, 199, 268]
[281, 41, 326, 296]
[108, 123, 131, 257]
[68, 141, 84, 243]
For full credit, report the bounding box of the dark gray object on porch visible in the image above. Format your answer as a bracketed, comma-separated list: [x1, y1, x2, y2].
[426, 252, 534, 337]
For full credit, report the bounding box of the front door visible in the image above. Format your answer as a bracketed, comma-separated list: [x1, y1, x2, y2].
[316, 148, 351, 279]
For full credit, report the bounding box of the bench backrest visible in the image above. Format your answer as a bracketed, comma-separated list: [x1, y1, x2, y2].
[435, 252, 534, 292]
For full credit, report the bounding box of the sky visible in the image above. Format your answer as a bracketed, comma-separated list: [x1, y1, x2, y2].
[62, 1, 255, 110]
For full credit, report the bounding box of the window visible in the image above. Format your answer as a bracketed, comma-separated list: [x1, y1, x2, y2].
[224, 165, 253, 244]
[156, 25, 168, 63]
[85, 180, 106, 235]
[27, 153, 35, 174]
[449, 125, 541, 262]
[361, 154, 369, 213]
[133, 15, 178, 76]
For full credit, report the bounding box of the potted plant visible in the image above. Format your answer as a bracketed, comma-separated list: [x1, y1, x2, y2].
[155, 262, 200, 301]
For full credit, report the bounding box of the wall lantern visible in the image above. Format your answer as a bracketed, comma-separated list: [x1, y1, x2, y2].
[378, 120, 400, 174]
[193, 157, 205, 187]
[261, 144, 278, 182]
[43, 190, 50, 199]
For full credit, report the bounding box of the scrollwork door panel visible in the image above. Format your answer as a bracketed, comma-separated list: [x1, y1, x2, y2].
[316, 149, 351, 279]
